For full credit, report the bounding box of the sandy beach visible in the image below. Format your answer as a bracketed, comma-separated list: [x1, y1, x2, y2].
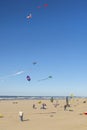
[0, 98, 87, 130]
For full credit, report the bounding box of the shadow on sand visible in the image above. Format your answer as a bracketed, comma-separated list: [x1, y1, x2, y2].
[23, 119, 30, 122]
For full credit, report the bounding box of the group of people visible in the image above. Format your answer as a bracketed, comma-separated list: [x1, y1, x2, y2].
[33, 103, 47, 109]
[19, 97, 71, 121]
[19, 103, 47, 122]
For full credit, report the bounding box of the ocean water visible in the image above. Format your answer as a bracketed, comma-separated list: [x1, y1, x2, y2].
[0, 96, 66, 100]
[0, 96, 82, 100]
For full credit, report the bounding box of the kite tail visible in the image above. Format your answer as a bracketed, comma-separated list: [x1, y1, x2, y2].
[38, 78, 49, 82]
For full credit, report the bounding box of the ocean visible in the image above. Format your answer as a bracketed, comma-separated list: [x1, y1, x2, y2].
[0, 96, 82, 100]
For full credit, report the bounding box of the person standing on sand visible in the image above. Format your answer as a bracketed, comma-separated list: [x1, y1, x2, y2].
[19, 111, 23, 121]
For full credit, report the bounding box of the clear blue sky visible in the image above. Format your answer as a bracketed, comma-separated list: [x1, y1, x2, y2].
[0, 0, 87, 96]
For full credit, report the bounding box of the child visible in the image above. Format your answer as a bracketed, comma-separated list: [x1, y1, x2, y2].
[19, 111, 23, 121]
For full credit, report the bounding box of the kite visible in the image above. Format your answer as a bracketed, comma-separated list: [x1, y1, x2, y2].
[44, 4, 48, 7]
[13, 71, 24, 76]
[0, 71, 24, 81]
[26, 13, 32, 23]
[33, 62, 37, 65]
[70, 93, 74, 98]
[26, 75, 31, 81]
[26, 13, 32, 19]
[37, 6, 41, 9]
[38, 76, 52, 81]
[37, 3, 48, 9]
[48, 76, 52, 78]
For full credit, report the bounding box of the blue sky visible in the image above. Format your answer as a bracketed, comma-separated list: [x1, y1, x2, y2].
[0, 0, 87, 96]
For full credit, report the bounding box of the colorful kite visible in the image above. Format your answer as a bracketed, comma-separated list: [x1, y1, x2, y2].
[44, 4, 48, 7]
[37, 3, 48, 9]
[26, 75, 31, 81]
[26, 13, 32, 19]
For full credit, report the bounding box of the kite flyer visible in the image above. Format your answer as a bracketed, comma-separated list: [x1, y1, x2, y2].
[19, 111, 23, 121]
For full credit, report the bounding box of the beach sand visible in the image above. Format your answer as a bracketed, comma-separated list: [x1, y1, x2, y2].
[0, 98, 87, 130]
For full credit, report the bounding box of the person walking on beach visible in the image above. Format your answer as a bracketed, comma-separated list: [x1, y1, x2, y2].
[19, 111, 23, 121]
[33, 104, 37, 109]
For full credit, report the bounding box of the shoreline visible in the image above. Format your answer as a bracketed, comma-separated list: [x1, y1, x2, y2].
[0, 95, 85, 100]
